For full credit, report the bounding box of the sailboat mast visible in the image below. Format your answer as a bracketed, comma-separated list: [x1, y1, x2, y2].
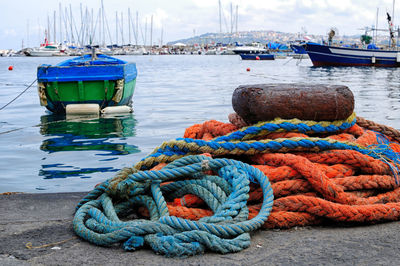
[47, 15, 50, 44]
[27, 19, 29, 47]
[80, 3, 83, 45]
[128, 8, 131, 44]
[116, 11, 118, 45]
[121, 12, 124, 45]
[70, 4, 74, 44]
[101, 0, 105, 46]
[150, 14, 153, 47]
[59, 3, 62, 44]
[84, 6, 88, 46]
[375, 8, 379, 44]
[136, 11, 139, 46]
[64, 7, 69, 44]
[236, 5, 238, 33]
[90, 8, 94, 45]
[160, 26, 163, 47]
[54, 10, 56, 44]
[230, 3, 233, 34]
[145, 17, 147, 46]
[98, 8, 101, 45]
[218, 0, 222, 33]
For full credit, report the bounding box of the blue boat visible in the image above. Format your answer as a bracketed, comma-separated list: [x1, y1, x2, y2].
[239, 54, 275, 60]
[290, 44, 307, 55]
[305, 11, 400, 67]
[289, 43, 309, 59]
[305, 42, 400, 67]
[37, 53, 137, 114]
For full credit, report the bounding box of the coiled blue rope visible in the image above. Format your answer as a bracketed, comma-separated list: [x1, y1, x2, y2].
[73, 155, 274, 257]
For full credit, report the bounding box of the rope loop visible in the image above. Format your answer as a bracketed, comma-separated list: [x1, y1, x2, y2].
[73, 155, 274, 257]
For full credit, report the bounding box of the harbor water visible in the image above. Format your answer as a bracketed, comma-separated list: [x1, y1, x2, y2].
[1, 55, 400, 193]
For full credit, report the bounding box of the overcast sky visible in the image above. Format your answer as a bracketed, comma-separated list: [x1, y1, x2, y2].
[0, 0, 398, 50]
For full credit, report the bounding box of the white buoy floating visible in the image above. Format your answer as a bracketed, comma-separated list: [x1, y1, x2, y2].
[65, 104, 100, 116]
[65, 104, 132, 118]
[101, 106, 133, 114]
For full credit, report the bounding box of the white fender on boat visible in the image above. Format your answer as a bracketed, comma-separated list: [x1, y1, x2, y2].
[101, 106, 133, 114]
[65, 104, 100, 115]
[371, 56, 376, 64]
[396, 53, 400, 63]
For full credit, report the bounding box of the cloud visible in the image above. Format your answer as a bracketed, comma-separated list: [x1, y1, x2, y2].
[224, 0, 397, 35]
[141, 8, 169, 29]
[1, 0, 399, 49]
[2, 29, 17, 37]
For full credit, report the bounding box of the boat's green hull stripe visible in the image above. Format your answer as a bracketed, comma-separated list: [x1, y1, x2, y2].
[43, 78, 136, 113]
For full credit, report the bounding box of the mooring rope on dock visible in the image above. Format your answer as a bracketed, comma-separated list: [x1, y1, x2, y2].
[74, 112, 400, 256]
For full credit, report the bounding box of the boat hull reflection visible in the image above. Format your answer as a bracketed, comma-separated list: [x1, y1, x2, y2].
[39, 114, 140, 179]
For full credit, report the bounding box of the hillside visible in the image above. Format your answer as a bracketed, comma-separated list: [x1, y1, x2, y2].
[168, 30, 388, 46]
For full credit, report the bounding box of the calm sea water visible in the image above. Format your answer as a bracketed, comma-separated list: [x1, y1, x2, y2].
[1, 55, 400, 193]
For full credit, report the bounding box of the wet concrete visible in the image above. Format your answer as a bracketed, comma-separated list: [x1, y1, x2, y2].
[1, 192, 400, 265]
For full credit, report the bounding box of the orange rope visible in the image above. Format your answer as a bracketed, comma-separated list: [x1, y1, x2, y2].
[137, 115, 400, 229]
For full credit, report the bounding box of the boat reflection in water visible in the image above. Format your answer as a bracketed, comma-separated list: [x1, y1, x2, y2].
[39, 113, 140, 179]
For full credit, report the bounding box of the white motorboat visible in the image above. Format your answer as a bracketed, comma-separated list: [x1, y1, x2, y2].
[27, 45, 66, 57]
[232, 42, 269, 54]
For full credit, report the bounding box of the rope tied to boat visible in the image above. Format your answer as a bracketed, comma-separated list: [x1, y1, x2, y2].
[74, 155, 274, 257]
[0, 79, 37, 111]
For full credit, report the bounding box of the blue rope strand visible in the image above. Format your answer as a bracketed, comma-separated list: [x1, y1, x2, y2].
[147, 137, 393, 162]
[73, 155, 274, 257]
[214, 117, 356, 142]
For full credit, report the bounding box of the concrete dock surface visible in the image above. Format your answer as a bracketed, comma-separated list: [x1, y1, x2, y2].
[1, 192, 400, 265]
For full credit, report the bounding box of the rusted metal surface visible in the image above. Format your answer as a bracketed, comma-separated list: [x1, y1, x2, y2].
[232, 84, 354, 123]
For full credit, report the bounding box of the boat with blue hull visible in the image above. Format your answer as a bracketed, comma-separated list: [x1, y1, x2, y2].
[37, 53, 137, 114]
[305, 42, 400, 67]
[289, 43, 309, 59]
[290, 44, 307, 55]
[239, 54, 275, 60]
[305, 8, 400, 67]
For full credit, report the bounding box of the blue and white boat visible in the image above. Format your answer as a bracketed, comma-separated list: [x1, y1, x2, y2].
[305, 10, 400, 67]
[305, 42, 400, 67]
[290, 44, 307, 55]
